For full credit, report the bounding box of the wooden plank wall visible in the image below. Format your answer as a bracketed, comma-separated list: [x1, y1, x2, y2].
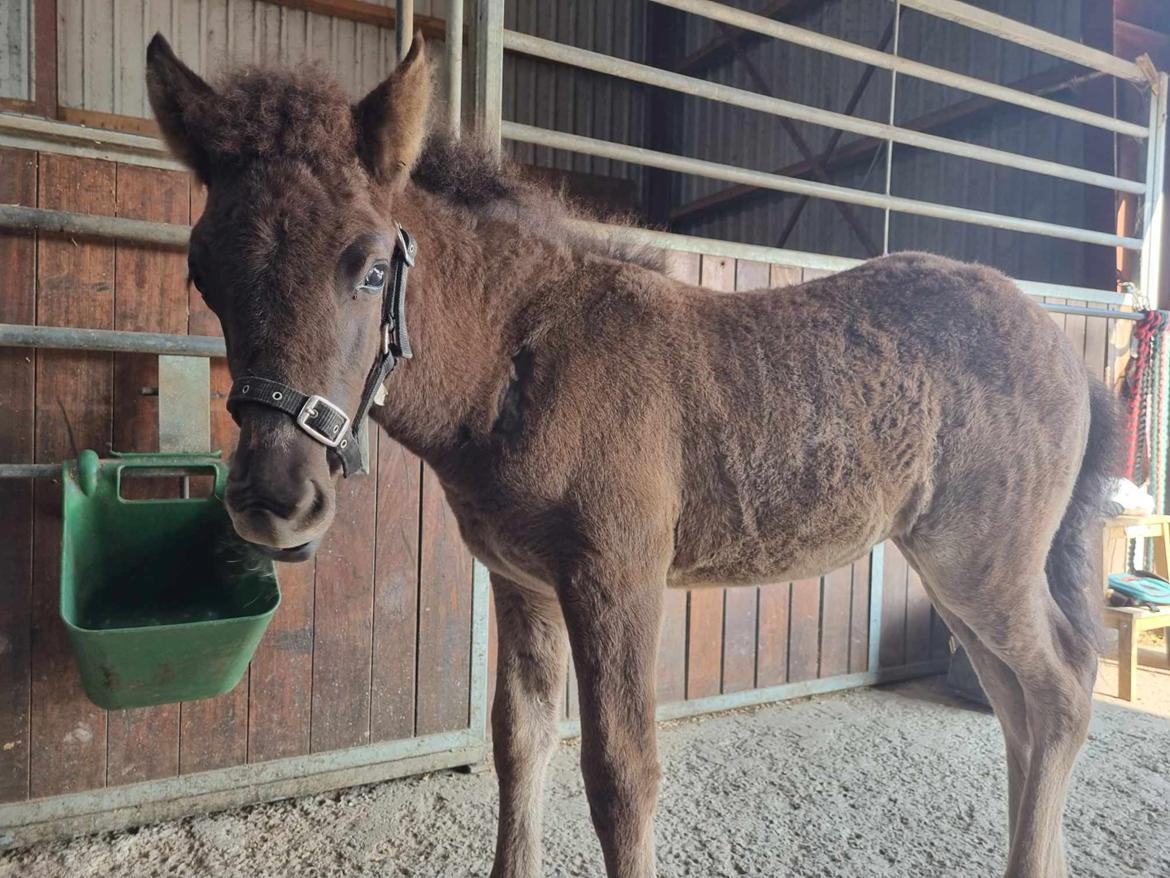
[0, 146, 475, 805]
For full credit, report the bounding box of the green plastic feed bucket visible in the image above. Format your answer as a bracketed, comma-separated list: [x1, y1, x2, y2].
[60, 450, 280, 710]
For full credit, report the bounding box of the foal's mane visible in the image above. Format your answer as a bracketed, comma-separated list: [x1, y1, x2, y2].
[412, 132, 665, 273]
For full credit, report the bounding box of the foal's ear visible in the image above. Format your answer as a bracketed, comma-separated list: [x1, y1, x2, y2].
[354, 34, 432, 187]
[146, 33, 217, 184]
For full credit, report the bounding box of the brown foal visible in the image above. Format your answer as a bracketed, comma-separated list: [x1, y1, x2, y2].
[147, 36, 1114, 878]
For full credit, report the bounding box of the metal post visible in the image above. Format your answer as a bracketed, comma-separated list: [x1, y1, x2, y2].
[868, 542, 885, 672]
[396, 0, 414, 62]
[882, 1, 901, 255]
[446, 0, 464, 135]
[1140, 74, 1168, 309]
[472, 0, 504, 153]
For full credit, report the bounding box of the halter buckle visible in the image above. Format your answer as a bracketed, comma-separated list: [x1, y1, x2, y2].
[296, 394, 350, 448]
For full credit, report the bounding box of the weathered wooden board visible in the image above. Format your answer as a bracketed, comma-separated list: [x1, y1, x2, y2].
[29, 154, 116, 798]
[105, 163, 189, 786]
[0, 147, 37, 803]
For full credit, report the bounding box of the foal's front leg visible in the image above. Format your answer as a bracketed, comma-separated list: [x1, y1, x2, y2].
[490, 575, 569, 878]
[559, 566, 664, 878]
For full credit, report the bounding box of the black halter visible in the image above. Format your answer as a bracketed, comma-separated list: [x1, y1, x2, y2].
[227, 226, 417, 477]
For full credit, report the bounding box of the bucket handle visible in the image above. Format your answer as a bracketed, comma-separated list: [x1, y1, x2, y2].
[112, 455, 229, 500]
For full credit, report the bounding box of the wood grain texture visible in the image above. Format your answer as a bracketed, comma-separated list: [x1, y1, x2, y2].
[179, 182, 250, 775]
[29, 154, 115, 798]
[755, 582, 790, 688]
[370, 433, 422, 742]
[310, 457, 378, 752]
[0, 147, 37, 803]
[848, 553, 871, 674]
[879, 543, 909, 670]
[787, 577, 821, 683]
[105, 163, 188, 786]
[904, 566, 934, 666]
[415, 465, 473, 735]
[819, 565, 852, 679]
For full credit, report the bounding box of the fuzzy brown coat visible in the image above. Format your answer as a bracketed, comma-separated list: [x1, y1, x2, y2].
[147, 34, 1113, 878]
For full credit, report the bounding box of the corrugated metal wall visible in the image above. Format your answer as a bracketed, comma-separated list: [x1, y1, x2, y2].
[671, 0, 1124, 287]
[502, 0, 646, 188]
[0, 0, 32, 101]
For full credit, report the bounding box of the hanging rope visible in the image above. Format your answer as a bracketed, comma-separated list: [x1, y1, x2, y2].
[1122, 310, 1170, 513]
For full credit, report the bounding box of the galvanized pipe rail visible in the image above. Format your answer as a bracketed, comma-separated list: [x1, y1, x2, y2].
[650, 0, 1149, 138]
[502, 31, 1146, 196]
[0, 323, 225, 358]
[0, 204, 189, 247]
[506, 122, 1143, 251]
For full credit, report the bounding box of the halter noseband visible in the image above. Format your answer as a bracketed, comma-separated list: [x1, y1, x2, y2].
[226, 225, 417, 478]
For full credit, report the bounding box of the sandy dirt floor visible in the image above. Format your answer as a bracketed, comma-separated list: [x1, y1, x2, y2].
[3, 651, 1169, 878]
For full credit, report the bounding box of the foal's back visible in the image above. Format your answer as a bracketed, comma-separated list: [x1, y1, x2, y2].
[647, 251, 1088, 589]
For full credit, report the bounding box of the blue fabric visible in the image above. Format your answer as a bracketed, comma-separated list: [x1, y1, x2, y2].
[1109, 572, 1170, 607]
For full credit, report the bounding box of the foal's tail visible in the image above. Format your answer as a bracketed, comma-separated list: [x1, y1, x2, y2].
[1045, 380, 1120, 654]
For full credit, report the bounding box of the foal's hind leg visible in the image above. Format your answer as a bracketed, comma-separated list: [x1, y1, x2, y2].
[901, 542, 1096, 878]
[913, 588, 1031, 849]
[489, 575, 570, 878]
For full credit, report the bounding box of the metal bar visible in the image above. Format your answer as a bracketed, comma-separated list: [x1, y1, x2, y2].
[672, 63, 1105, 224]
[0, 205, 189, 247]
[446, 0, 463, 134]
[1140, 74, 1169, 306]
[710, 19, 880, 256]
[897, 0, 1145, 84]
[0, 728, 483, 848]
[396, 0, 413, 62]
[0, 463, 60, 479]
[0, 324, 226, 357]
[776, 16, 896, 249]
[1042, 303, 1142, 321]
[472, 0, 504, 153]
[569, 218, 1132, 306]
[867, 543, 886, 672]
[557, 658, 950, 738]
[468, 560, 491, 738]
[158, 357, 211, 453]
[507, 123, 1144, 250]
[502, 32, 1147, 196]
[648, 0, 1148, 139]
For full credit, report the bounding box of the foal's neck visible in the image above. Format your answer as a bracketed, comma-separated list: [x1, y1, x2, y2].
[372, 184, 571, 471]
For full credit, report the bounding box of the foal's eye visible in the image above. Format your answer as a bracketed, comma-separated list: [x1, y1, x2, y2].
[359, 262, 389, 293]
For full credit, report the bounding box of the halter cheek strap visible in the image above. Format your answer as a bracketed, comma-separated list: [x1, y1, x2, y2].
[226, 226, 417, 478]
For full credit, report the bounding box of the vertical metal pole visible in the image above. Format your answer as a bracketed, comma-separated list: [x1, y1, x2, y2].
[446, 0, 464, 135]
[396, 0, 414, 62]
[472, 0, 504, 154]
[882, 1, 901, 255]
[468, 560, 491, 741]
[867, 543, 885, 673]
[1140, 73, 1168, 310]
[158, 356, 211, 497]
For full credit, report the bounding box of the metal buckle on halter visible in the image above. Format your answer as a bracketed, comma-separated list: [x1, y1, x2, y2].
[296, 394, 350, 448]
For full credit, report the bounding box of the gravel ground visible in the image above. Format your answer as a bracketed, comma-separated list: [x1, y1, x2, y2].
[4, 662, 1169, 878]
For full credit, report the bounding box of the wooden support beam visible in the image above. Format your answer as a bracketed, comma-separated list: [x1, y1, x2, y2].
[670, 62, 1095, 225]
[267, 0, 445, 38]
[711, 19, 879, 255]
[33, 0, 57, 118]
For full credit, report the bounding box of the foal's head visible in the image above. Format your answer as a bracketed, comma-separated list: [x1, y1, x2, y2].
[146, 33, 432, 561]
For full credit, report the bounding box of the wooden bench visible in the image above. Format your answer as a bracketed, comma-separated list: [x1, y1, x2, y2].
[1102, 514, 1170, 701]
